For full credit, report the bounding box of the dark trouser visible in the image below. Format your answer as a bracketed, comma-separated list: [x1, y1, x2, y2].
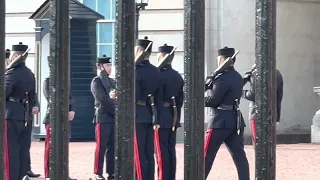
[94, 123, 115, 176]
[204, 128, 250, 180]
[26, 120, 32, 172]
[154, 128, 177, 180]
[134, 123, 154, 180]
[5, 119, 30, 180]
[249, 120, 257, 149]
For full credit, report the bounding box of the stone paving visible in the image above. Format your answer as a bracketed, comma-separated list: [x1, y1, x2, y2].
[27, 142, 320, 180]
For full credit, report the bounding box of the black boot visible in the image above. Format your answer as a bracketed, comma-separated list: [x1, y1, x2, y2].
[26, 170, 41, 178]
[95, 174, 106, 180]
[107, 174, 114, 180]
[22, 175, 30, 180]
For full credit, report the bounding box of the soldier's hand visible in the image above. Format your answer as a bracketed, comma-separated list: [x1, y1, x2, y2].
[243, 72, 251, 83]
[68, 111, 75, 121]
[32, 106, 39, 114]
[109, 91, 116, 99]
[276, 122, 279, 126]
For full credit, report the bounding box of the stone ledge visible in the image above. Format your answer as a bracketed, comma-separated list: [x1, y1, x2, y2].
[313, 86, 320, 95]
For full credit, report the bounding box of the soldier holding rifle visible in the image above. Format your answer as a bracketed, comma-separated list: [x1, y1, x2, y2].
[242, 64, 283, 147]
[91, 55, 116, 180]
[154, 44, 184, 180]
[42, 57, 76, 180]
[134, 36, 162, 180]
[4, 42, 37, 180]
[204, 46, 249, 180]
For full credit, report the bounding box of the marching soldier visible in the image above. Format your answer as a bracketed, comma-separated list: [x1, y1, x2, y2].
[134, 36, 162, 180]
[242, 64, 284, 147]
[91, 55, 116, 180]
[4, 42, 37, 180]
[43, 71, 76, 180]
[25, 93, 41, 178]
[155, 44, 184, 180]
[204, 47, 250, 180]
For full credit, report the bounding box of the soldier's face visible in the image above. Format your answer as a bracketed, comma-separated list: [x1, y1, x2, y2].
[10, 51, 23, 61]
[217, 55, 224, 66]
[157, 52, 165, 63]
[5, 58, 10, 67]
[134, 46, 139, 57]
[101, 63, 112, 75]
[6, 51, 21, 67]
[135, 46, 146, 58]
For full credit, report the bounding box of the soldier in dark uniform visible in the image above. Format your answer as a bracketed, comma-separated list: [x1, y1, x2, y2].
[25, 94, 41, 178]
[242, 64, 284, 146]
[204, 47, 250, 180]
[91, 55, 116, 180]
[154, 44, 184, 180]
[43, 76, 76, 180]
[134, 36, 162, 180]
[4, 42, 37, 180]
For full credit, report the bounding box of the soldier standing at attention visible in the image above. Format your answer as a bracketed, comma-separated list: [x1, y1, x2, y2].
[25, 93, 41, 178]
[242, 64, 283, 147]
[4, 42, 37, 180]
[134, 36, 162, 180]
[154, 44, 184, 180]
[43, 69, 76, 180]
[91, 55, 116, 180]
[204, 47, 250, 180]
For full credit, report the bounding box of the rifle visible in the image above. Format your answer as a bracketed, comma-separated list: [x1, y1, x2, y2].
[24, 92, 29, 126]
[148, 94, 159, 130]
[205, 50, 240, 90]
[6, 48, 31, 70]
[171, 96, 178, 131]
[100, 71, 113, 93]
[235, 99, 242, 135]
[135, 42, 153, 66]
[157, 47, 178, 69]
[243, 64, 256, 86]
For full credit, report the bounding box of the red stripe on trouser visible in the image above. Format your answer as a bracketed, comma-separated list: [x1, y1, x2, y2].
[204, 129, 213, 157]
[94, 124, 101, 174]
[4, 120, 9, 180]
[154, 130, 163, 180]
[44, 124, 51, 178]
[250, 120, 257, 139]
[134, 131, 142, 180]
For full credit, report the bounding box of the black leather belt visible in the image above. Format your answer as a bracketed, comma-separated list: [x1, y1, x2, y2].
[217, 104, 234, 110]
[163, 102, 171, 108]
[8, 97, 26, 103]
[136, 100, 147, 106]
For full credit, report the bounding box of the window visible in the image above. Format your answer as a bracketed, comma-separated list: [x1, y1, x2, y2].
[83, 0, 115, 20]
[97, 45, 113, 58]
[83, 0, 96, 11]
[82, 0, 116, 70]
[97, 0, 110, 19]
[97, 23, 114, 44]
[110, 0, 115, 19]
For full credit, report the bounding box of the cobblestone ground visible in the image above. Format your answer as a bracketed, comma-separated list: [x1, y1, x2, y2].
[28, 142, 320, 180]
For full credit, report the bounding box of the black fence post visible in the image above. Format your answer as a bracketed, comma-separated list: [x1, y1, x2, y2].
[49, 0, 70, 179]
[255, 0, 277, 179]
[0, 0, 5, 179]
[183, 0, 205, 179]
[114, 0, 136, 179]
